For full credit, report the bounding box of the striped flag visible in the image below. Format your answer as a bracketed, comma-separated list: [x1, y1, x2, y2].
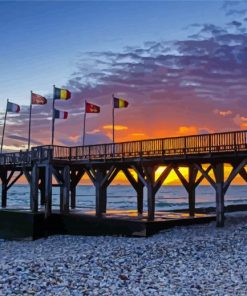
[54, 87, 71, 100]
[54, 109, 68, 119]
[113, 97, 129, 108]
[7, 101, 20, 113]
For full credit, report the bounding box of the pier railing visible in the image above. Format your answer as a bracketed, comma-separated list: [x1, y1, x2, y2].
[1, 130, 247, 165]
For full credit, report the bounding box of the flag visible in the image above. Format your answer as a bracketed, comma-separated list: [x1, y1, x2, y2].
[7, 101, 20, 113]
[31, 93, 47, 105]
[113, 97, 129, 108]
[54, 87, 71, 100]
[54, 109, 68, 119]
[85, 101, 100, 113]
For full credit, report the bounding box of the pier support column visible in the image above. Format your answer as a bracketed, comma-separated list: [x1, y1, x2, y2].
[174, 165, 198, 217]
[122, 168, 144, 216]
[137, 178, 144, 216]
[188, 187, 195, 217]
[95, 169, 107, 216]
[70, 170, 85, 209]
[45, 164, 52, 218]
[85, 166, 118, 217]
[1, 170, 7, 208]
[71, 186, 76, 209]
[188, 165, 198, 217]
[39, 169, 46, 206]
[30, 164, 39, 212]
[132, 164, 173, 220]
[144, 166, 156, 221]
[213, 163, 225, 227]
[96, 184, 107, 216]
[60, 166, 70, 213]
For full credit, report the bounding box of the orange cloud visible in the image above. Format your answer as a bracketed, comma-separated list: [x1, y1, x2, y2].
[177, 126, 198, 135]
[103, 125, 128, 131]
[130, 133, 146, 140]
[233, 114, 247, 129]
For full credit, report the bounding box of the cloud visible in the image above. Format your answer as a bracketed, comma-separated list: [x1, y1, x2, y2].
[103, 125, 128, 131]
[222, 0, 247, 16]
[233, 114, 247, 128]
[87, 129, 100, 135]
[228, 20, 242, 27]
[131, 133, 145, 136]
[214, 109, 233, 117]
[177, 126, 198, 135]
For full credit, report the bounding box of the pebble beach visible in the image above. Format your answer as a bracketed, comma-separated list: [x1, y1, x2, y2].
[1, 212, 247, 296]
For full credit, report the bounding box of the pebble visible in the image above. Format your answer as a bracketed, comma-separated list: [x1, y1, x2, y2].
[1, 212, 247, 295]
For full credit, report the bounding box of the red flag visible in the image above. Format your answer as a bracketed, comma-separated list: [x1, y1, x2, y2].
[32, 93, 47, 105]
[85, 102, 100, 113]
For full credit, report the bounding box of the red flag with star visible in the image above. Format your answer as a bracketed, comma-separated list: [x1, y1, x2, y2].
[85, 101, 100, 113]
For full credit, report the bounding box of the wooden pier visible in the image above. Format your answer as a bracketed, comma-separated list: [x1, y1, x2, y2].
[1, 129, 247, 238]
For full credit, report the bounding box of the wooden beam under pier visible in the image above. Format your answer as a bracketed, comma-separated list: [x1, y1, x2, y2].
[70, 169, 85, 209]
[122, 168, 144, 215]
[1, 170, 7, 208]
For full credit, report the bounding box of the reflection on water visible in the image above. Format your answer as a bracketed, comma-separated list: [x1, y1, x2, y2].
[6, 185, 247, 210]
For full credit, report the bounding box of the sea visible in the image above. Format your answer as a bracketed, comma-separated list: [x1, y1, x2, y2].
[5, 185, 247, 211]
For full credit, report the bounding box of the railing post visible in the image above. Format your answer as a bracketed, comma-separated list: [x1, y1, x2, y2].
[234, 132, 237, 152]
[161, 139, 164, 156]
[45, 146, 53, 162]
[209, 134, 212, 153]
[184, 137, 187, 155]
[140, 141, 142, 158]
[89, 146, 91, 160]
[69, 147, 72, 161]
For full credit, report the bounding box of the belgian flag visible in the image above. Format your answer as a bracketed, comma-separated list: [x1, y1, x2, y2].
[54, 87, 71, 100]
[113, 96, 129, 108]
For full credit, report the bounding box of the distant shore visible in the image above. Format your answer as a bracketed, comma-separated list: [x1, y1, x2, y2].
[1, 211, 247, 295]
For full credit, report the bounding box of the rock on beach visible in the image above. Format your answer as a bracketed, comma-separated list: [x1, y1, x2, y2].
[1, 212, 247, 295]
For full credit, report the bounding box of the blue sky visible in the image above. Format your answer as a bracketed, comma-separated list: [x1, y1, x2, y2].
[0, 1, 227, 111]
[2, 0, 247, 150]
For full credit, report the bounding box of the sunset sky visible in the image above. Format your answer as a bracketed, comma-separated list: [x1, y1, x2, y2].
[1, 1, 247, 185]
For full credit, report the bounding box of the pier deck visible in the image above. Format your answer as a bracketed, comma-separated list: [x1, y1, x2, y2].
[0, 209, 215, 239]
[1, 129, 247, 239]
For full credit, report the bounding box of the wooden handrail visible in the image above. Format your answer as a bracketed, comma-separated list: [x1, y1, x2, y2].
[0, 130, 247, 164]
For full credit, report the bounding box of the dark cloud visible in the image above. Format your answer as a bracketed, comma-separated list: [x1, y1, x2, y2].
[228, 20, 242, 27]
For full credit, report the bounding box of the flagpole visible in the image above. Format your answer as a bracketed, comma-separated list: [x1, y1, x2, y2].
[1, 99, 8, 154]
[51, 85, 55, 146]
[112, 94, 115, 144]
[28, 91, 32, 150]
[83, 101, 87, 146]
[112, 94, 116, 156]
